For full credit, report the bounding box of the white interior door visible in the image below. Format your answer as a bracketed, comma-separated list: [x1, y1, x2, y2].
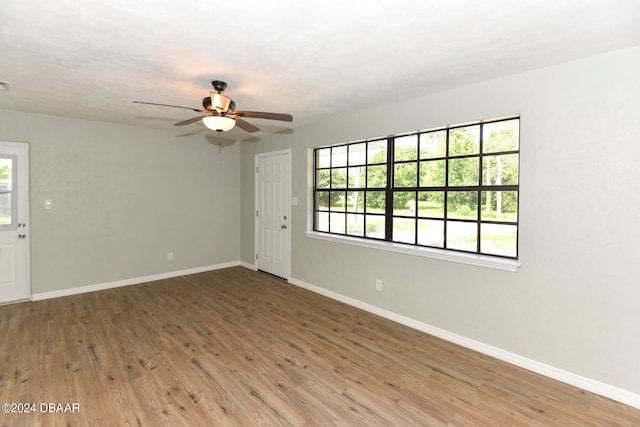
[0, 141, 30, 304]
[255, 150, 290, 279]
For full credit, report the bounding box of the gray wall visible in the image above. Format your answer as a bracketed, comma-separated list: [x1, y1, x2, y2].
[240, 47, 640, 395]
[0, 111, 241, 293]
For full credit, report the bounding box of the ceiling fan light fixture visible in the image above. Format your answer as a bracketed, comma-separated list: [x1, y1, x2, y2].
[134, 80, 291, 134]
[202, 115, 236, 132]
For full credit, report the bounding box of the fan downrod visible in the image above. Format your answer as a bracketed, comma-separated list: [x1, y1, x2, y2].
[212, 80, 227, 93]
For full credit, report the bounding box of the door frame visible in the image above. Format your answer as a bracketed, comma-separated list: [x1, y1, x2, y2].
[0, 140, 31, 303]
[254, 149, 291, 279]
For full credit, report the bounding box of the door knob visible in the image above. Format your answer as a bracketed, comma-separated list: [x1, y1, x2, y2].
[18, 233, 26, 239]
[281, 224, 287, 229]
[18, 222, 26, 228]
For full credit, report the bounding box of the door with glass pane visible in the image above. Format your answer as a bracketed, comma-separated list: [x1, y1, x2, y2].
[0, 142, 29, 303]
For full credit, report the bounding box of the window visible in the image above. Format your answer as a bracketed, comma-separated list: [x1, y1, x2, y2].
[0, 156, 16, 229]
[313, 117, 519, 260]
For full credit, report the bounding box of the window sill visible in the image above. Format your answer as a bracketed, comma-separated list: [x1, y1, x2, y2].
[305, 231, 520, 272]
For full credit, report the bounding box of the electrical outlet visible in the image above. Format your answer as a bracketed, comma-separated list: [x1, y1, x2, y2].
[375, 279, 382, 291]
[167, 252, 173, 261]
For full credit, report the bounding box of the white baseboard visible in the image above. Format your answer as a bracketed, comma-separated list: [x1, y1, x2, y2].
[288, 276, 640, 410]
[240, 261, 257, 271]
[31, 261, 240, 301]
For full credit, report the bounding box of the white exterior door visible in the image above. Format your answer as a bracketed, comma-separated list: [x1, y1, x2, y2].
[0, 141, 30, 304]
[255, 150, 290, 279]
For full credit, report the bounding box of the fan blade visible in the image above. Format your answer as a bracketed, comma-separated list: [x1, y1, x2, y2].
[174, 116, 204, 126]
[232, 111, 293, 122]
[133, 101, 207, 113]
[234, 117, 260, 133]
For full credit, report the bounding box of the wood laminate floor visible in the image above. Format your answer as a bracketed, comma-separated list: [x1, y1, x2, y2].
[1, 266, 639, 426]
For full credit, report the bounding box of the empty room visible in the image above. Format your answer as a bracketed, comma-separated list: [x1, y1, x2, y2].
[1, 1, 640, 425]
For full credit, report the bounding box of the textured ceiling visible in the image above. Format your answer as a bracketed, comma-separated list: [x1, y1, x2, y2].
[1, 0, 639, 138]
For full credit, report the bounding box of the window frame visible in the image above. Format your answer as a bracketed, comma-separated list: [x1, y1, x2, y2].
[0, 155, 18, 230]
[310, 116, 521, 271]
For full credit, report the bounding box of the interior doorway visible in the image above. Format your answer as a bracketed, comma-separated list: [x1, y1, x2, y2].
[255, 150, 291, 279]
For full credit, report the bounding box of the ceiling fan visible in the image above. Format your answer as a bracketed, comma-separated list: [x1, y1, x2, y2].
[133, 80, 293, 133]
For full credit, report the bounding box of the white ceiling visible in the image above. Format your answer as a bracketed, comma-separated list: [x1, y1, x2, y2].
[1, 0, 639, 138]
